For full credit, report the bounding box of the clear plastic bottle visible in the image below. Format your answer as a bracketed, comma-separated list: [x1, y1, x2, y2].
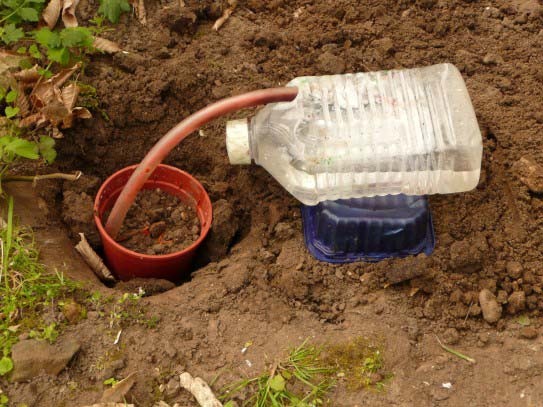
[226, 63, 482, 205]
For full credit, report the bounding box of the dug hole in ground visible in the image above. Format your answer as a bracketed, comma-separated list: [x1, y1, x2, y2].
[3, 0, 543, 406]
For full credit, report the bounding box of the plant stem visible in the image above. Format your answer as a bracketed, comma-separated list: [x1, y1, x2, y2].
[2, 171, 82, 183]
[435, 335, 476, 364]
[0, 0, 28, 23]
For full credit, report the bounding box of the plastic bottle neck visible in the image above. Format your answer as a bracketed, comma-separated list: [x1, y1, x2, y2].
[226, 118, 253, 165]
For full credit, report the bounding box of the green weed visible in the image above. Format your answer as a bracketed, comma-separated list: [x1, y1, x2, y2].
[0, 197, 78, 376]
[221, 340, 335, 407]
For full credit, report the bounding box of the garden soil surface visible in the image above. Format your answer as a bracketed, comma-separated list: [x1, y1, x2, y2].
[4, 0, 543, 406]
[114, 188, 200, 256]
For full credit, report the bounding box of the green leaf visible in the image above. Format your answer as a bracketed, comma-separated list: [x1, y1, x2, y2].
[37, 67, 52, 78]
[0, 87, 6, 101]
[269, 374, 286, 392]
[47, 47, 70, 65]
[98, 0, 131, 23]
[4, 106, 19, 118]
[5, 137, 39, 159]
[60, 27, 93, 48]
[29, 43, 41, 59]
[18, 7, 39, 21]
[5, 89, 17, 103]
[2, 0, 22, 9]
[38, 135, 56, 163]
[282, 370, 292, 380]
[0, 357, 13, 376]
[16, 46, 27, 54]
[1, 23, 24, 44]
[34, 27, 61, 48]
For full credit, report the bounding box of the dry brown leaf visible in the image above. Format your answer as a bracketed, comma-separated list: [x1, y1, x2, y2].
[52, 126, 63, 138]
[50, 63, 80, 88]
[61, 82, 80, 111]
[63, 106, 91, 128]
[42, 100, 70, 127]
[62, 0, 80, 27]
[13, 65, 41, 83]
[18, 112, 47, 128]
[93, 37, 122, 53]
[42, 0, 62, 28]
[62, 107, 91, 128]
[32, 64, 80, 107]
[31, 82, 55, 108]
[15, 84, 30, 117]
[72, 106, 91, 119]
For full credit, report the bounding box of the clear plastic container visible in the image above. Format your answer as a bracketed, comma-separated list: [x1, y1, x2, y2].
[226, 63, 482, 205]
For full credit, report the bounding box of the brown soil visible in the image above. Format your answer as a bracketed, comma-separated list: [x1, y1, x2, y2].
[114, 189, 200, 255]
[3, 0, 543, 406]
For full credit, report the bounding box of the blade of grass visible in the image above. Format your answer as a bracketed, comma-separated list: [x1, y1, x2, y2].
[435, 335, 475, 364]
[1, 196, 14, 286]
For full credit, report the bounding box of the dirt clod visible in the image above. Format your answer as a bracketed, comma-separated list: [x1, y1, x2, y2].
[479, 289, 502, 324]
[513, 157, 543, 193]
[317, 52, 346, 74]
[520, 327, 538, 339]
[507, 291, 527, 315]
[506, 261, 524, 279]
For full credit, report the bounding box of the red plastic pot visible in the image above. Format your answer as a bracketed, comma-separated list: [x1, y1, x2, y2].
[94, 164, 212, 282]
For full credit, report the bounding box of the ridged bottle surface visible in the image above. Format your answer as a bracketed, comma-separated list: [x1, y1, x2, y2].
[249, 63, 482, 205]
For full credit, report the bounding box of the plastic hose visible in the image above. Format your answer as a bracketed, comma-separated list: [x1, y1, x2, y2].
[105, 86, 299, 239]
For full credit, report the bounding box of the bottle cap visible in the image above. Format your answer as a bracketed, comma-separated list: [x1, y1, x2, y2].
[226, 119, 251, 165]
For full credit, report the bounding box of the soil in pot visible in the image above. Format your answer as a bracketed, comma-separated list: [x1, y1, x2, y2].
[110, 188, 200, 256]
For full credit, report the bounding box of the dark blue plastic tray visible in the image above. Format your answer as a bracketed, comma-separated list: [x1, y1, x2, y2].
[301, 195, 435, 263]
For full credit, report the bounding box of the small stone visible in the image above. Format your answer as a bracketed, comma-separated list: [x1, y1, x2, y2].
[520, 327, 538, 339]
[149, 221, 167, 238]
[479, 289, 502, 323]
[11, 339, 80, 382]
[165, 377, 181, 397]
[507, 291, 526, 314]
[482, 53, 503, 65]
[506, 261, 523, 279]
